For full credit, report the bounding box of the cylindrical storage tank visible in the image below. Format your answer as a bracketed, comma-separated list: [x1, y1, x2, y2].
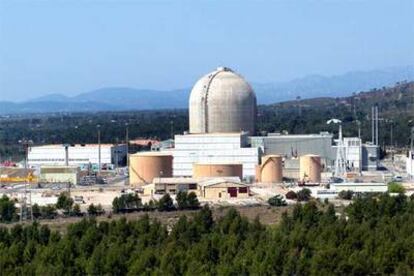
[299, 154, 322, 183]
[193, 163, 243, 179]
[129, 152, 173, 186]
[260, 155, 283, 183]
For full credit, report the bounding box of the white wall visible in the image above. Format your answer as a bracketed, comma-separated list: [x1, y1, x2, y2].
[28, 145, 126, 166]
[172, 133, 260, 178]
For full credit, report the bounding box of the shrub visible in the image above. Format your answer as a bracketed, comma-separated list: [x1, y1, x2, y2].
[56, 192, 74, 213]
[268, 195, 287, 206]
[187, 192, 200, 210]
[297, 188, 312, 202]
[0, 195, 16, 222]
[338, 190, 354, 200]
[157, 194, 175, 211]
[112, 193, 142, 213]
[285, 191, 297, 200]
[388, 182, 405, 193]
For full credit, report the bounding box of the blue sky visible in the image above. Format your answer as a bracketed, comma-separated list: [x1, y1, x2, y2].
[0, 0, 413, 101]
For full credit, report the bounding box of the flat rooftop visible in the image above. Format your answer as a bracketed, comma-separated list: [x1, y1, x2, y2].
[32, 144, 121, 148]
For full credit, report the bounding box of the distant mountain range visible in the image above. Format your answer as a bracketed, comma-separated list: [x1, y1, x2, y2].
[1, 66, 413, 114]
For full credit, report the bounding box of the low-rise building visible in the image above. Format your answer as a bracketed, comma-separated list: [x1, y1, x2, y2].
[331, 182, 387, 193]
[144, 177, 198, 196]
[40, 165, 80, 185]
[28, 144, 127, 168]
[198, 177, 250, 199]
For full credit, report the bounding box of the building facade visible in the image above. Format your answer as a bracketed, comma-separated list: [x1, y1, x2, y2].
[172, 132, 261, 179]
[28, 144, 127, 167]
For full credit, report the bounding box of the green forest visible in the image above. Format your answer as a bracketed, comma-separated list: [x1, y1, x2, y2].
[1, 194, 414, 275]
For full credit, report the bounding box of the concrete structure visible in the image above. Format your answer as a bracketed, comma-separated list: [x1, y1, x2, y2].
[250, 133, 334, 167]
[299, 155, 322, 183]
[407, 151, 414, 179]
[129, 152, 173, 186]
[360, 143, 379, 171]
[143, 177, 198, 196]
[198, 177, 250, 199]
[251, 133, 378, 171]
[28, 144, 127, 167]
[189, 67, 256, 135]
[172, 132, 260, 179]
[332, 182, 387, 193]
[257, 155, 283, 183]
[40, 165, 80, 185]
[193, 163, 243, 179]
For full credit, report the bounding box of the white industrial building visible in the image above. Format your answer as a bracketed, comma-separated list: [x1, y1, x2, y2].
[173, 132, 260, 179]
[28, 144, 127, 167]
[169, 66, 379, 181]
[331, 182, 388, 193]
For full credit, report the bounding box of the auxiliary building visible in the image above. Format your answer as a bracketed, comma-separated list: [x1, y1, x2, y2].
[28, 144, 127, 168]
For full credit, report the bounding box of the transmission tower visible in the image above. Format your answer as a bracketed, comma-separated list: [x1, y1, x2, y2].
[327, 119, 347, 178]
[18, 138, 33, 222]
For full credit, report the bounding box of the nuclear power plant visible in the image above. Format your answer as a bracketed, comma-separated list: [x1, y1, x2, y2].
[129, 66, 380, 193]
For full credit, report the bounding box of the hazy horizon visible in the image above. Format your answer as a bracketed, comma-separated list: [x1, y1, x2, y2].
[1, 0, 413, 102]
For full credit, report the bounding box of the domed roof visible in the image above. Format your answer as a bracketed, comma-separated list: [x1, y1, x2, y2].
[189, 67, 256, 134]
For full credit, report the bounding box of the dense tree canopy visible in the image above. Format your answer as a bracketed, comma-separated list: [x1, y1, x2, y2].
[1, 194, 414, 275]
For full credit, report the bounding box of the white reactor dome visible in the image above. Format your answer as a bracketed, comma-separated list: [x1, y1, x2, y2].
[189, 67, 257, 134]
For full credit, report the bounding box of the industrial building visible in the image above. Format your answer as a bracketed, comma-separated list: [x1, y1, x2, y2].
[142, 176, 250, 200]
[28, 144, 127, 168]
[40, 165, 80, 185]
[331, 182, 388, 193]
[128, 66, 381, 190]
[198, 177, 250, 199]
[251, 133, 378, 172]
[143, 177, 198, 196]
[173, 132, 260, 178]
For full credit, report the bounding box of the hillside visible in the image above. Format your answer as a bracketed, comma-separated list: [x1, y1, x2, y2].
[1, 66, 413, 114]
[259, 81, 414, 146]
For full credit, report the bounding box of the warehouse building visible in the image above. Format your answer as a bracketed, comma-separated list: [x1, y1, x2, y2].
[198, 177, 250, 200]
[28, 144, 127, 168]
[40, 165, 80, 185]
[143, 177, 198, 196]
